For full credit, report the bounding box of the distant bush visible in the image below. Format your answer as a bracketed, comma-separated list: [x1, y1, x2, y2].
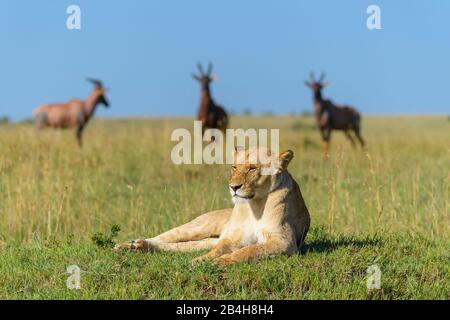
[243, 108, 252, 116]
[18, 118, 33, 124]
[0, 116, 10, 125]
[300, 110, 313, 117]
[262, 111, 274, 116]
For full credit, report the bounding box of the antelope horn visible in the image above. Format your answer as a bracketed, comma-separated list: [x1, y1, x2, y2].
[87, 78, 103, 89]
[319, 72, 326, 82]
[197, 63, 205, 76]
[207, 62, 213, 76]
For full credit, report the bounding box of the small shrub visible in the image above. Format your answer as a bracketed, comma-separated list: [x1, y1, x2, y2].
[91, 224, 121, 248]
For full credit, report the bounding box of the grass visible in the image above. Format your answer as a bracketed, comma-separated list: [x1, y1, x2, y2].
[0, 115, 448, 299]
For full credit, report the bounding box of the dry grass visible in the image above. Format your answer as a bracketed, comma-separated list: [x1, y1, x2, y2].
[0, 115, 448, 243]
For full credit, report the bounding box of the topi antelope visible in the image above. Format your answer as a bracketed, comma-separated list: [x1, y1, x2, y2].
[304, 72, 365, 156]
[192, 62, 228, 134]
[33, 79, 110, 147]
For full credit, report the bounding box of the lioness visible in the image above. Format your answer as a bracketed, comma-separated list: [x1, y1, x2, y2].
[115, 147, 310, 267]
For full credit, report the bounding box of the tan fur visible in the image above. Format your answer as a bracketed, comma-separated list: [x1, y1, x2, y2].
[115, 147, 311, 267]
[33, 80, 110, 147]
[33, 88, 106, 129]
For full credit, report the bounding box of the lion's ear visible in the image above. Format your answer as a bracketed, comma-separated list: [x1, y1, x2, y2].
[279, 150, 294, 170]
[233, 146, 245, 163]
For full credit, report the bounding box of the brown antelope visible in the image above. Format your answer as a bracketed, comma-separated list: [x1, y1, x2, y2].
[192, 63, 228, 134]
[304, 72, 365, 155]
[33, 79, 110, 147]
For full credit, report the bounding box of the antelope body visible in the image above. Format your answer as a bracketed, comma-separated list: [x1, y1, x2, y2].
[192, 63, 228, 133]
[305, 72, 365, 155]
[33, 79, 110, 147]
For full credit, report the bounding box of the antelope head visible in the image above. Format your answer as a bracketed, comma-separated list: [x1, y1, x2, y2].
[87, 78, 110, 108]
[304, 72, 329, 94]
[192, 62, 218, 90]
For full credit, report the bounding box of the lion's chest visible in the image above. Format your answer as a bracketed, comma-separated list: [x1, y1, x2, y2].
[222, 204, 272, 247]
[239, 220, 267, 247]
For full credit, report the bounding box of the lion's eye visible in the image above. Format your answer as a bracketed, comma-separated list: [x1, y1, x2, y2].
[248, 166, 257, 172]
[231, 166, 237, 171]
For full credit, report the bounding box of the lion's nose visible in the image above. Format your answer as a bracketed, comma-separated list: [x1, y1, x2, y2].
[230, 184, 243, 192]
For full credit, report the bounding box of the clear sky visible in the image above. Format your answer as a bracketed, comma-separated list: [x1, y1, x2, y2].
[1, 0, 449, 121]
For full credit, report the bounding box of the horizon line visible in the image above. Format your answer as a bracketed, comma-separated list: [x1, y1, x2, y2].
[3, 113, 449, 124]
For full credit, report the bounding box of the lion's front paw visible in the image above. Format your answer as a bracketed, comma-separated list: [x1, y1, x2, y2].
[212, 255, 235, 267]
[191, 254, 212, 266]
[114, 239, 149, 252]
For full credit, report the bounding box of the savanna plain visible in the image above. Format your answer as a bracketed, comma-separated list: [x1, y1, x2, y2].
[0, 115, 448, 299]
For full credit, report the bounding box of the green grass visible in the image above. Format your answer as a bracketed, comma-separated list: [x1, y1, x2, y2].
[0, 228, 447, 299]
[0, 115, 448, 299]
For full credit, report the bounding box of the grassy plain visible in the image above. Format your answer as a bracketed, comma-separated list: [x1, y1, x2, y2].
[0, 116, 448, 299]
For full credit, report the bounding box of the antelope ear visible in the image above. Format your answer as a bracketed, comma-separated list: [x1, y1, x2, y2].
[304, 81, 312, 88]
[192, 74, 201, 81]
[279, 150, 294, 170]
[321, 82, 329, 88]
[210, 74, 219, 81]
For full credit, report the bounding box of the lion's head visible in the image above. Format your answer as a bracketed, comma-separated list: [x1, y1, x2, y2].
[228, 147, 294, 204]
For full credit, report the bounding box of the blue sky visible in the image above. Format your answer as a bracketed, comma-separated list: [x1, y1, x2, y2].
[1, 0, 449, 121]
